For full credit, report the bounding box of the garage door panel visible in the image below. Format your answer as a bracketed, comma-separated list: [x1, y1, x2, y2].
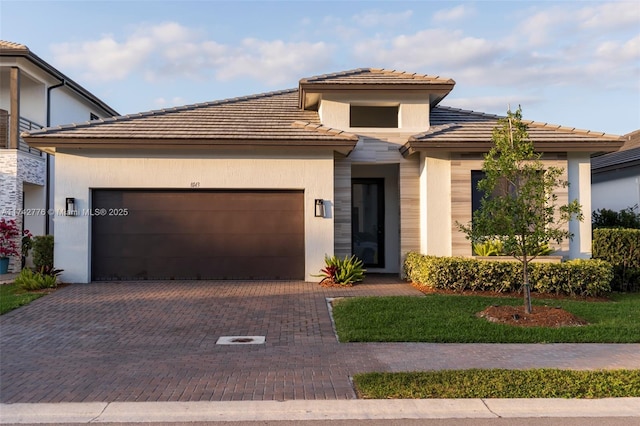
[92, 190, 305, 280]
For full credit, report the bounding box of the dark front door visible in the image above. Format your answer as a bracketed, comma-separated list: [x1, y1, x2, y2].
[351, 179, 385, 268]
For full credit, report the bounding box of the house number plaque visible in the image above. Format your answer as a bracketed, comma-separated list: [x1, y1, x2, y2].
[190, 182, 200, 188]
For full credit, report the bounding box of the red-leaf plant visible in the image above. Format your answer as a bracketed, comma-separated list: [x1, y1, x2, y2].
[0, 218, 21, 258]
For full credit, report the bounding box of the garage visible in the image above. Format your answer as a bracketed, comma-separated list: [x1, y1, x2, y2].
[91, 190, 305, 280]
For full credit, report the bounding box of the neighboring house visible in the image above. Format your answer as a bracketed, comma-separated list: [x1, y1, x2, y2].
[0, 40, 118, 272]
[23, 68, 623, 283]
[591, 129, 640, 212]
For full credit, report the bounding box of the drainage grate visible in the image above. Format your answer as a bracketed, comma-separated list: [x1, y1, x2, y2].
[216, 336, 266, 345]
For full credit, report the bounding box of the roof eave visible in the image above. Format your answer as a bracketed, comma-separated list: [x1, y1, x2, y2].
[400, 140, 626, 158]
[23, 136, 358, 156]
[298, 82, 455, 109]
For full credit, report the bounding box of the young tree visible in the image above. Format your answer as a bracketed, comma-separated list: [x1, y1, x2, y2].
[458, 107, 583, 313]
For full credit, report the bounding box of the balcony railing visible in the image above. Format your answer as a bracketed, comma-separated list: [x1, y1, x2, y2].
[18, 117, 44, 156]
[1, 115, 44, 156]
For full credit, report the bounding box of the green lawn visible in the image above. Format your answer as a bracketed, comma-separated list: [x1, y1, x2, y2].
[353, 369, 640, 399]
[0, 283, 45, 315]
[332, 293, 640, 343]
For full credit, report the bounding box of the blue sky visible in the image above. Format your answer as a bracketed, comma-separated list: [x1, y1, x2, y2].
[1, 0, 639, 135]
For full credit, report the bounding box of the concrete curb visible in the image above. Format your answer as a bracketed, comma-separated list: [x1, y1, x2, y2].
[1, 399, 639, 423]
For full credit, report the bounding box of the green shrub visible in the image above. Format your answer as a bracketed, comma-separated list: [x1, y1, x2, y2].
[14, 268, 58, 291]
[404, 253, 613, 297]
[315, 255, 365, 286]
[472, 240, 553, 256]
[593, 206, 640, 229]
[530, 259, 612, 296]
[593, 228, 640, 292]
[472, 240, 503, 256]
[32, 235, 54, 272]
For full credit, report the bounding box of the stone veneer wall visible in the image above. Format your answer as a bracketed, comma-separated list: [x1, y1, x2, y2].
[0, 149, 46, 272]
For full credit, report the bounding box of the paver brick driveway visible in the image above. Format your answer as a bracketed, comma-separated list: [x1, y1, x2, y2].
[2, 277, 639, 403]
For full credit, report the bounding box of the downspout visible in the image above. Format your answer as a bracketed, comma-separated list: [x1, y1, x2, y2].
[45, 80, 65, 235]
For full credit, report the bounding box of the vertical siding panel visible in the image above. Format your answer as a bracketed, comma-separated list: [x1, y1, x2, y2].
[334, 153, 352, 257]
[400, 155, 420, 261]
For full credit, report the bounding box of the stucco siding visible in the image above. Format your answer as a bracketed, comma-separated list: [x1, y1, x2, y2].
[318, 93, 430, 133]
[54, 149, 335, 283]
[592, 174, 640, 212]
[421, 152, 452, 256]
[567, 153, 592, 258]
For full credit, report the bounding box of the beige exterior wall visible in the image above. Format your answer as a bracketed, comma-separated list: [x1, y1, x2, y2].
[53, 149, 335, 283]
[420, 152, 452, 256]
[318, 93, 430, 133]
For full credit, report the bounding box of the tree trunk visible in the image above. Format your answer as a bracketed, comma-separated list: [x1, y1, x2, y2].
[523, 258, 532, 314]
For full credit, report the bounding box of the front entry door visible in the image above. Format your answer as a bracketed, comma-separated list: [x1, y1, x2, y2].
[352, 179, 385, 268]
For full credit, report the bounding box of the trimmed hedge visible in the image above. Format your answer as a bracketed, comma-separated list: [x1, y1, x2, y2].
[593, 228, 640, 292]
[404, 252, 613, 297]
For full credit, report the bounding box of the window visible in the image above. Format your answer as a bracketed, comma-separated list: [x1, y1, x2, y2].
[350, 105, 398, 128]
[472, 169, 544, 215]
[472, 171, 512, 214]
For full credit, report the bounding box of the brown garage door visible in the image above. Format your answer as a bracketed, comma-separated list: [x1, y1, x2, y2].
[91, 190, 304, 280]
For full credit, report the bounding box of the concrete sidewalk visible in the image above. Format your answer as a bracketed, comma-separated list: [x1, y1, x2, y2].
[2, 399, 640, 423]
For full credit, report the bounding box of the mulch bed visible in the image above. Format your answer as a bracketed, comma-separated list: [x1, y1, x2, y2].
[477, 304, 589, 327]
[411, 283, 599, 328]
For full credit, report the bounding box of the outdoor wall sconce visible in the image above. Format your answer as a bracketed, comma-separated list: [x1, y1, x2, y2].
[314, 199, 325, 218]
[65, 197, 77, 216]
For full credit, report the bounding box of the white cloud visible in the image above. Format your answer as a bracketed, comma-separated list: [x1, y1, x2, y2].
[595, 34, 640, 62]
[350, 1, 638, 95]
[215, 39, 334, 85]
[51, 34, 155, 81]
[353, 29, 503, 70]
[352, 10, 413, 27]
[578, 1, 640, 31]
[50, 22, 332, 87]
[519, 6, 571, 48]
[432, 5, 474, 22]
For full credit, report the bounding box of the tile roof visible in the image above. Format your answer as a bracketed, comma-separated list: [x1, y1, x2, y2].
[300, 68, 455, 85]
[298, 68, 455, 110]
[0, 40, 28, 51]
[22, 66, 622, 157]
[23, 89, 358, 151]
[592, 129, 640, 171]
[401, 106, 624, 155]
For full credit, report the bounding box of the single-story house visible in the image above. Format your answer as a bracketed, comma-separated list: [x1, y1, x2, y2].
[23, 68, 624, 283]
